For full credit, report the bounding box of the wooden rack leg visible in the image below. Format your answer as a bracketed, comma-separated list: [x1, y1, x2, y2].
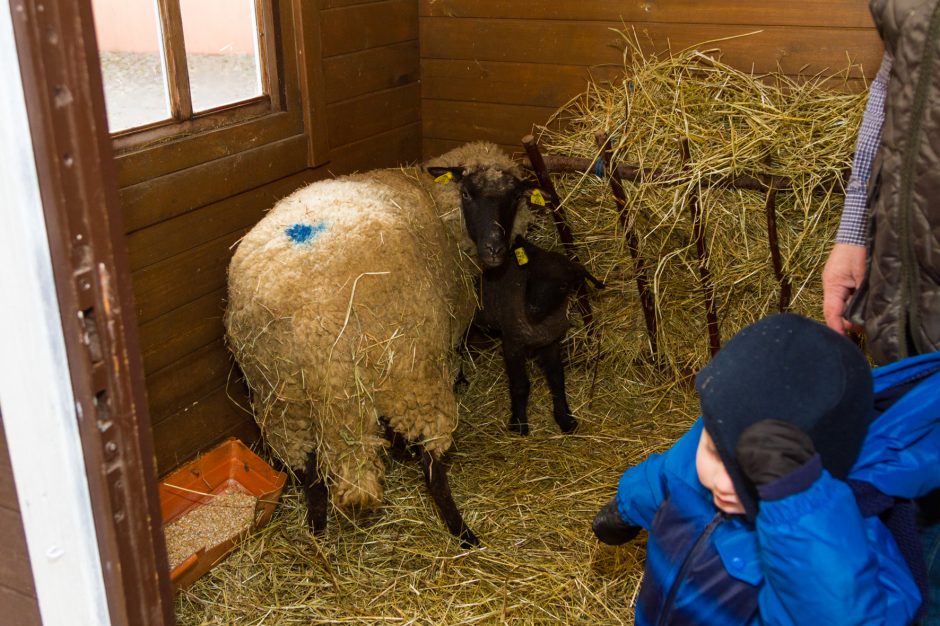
[594, 132, 658, 358]
[681, 139, 721, 356]
[763, 189, 792, 312]
[522, 134, 595, 332]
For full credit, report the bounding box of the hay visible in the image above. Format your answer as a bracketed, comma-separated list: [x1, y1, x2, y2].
[177, 357, 692, 625]
[177, 32, 866, 624]
[534, 29, 866, 375]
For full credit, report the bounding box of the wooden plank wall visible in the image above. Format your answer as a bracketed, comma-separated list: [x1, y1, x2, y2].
[0, 412, 42, 626]
[419, 0, 885, 158]
[127, 1, 885, 475]
[124, 0, 421, 475]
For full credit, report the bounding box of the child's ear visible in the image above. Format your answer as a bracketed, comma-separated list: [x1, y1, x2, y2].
[426, 166, 464, 184]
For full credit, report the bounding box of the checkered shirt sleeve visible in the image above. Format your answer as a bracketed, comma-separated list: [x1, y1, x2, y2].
[836, 52, 894, 246]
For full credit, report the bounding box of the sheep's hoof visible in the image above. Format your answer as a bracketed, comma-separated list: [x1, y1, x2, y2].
[306, 509, 327, 534]
[508, 419, 530, 436]
[557, 415, 578, 434]
[459, 528, 480, 548]
[453, 368, 470, 392]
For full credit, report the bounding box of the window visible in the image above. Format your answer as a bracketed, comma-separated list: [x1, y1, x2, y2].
[91, 0, 285, 148]
[94, 0, 324, 203]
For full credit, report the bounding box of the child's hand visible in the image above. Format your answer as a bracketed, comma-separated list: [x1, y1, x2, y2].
[735, 420, 816, 486]
[592, 498, 641, 545]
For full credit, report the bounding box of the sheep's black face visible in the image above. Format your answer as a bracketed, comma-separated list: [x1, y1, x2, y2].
[426, 165, 530, 269]
[456, 169, 524, 269]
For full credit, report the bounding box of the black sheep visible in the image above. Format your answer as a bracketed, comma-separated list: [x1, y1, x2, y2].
[427, 164, 604, 436]
[476, 235, 605, 435]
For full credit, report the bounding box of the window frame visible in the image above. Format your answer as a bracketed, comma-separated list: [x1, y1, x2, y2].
[109, 0, 281, 149]
[110, 0, 325, 178]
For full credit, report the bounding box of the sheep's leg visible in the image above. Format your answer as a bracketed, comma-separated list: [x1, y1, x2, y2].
[381, 416, 416, 462]
[536, 341, 577, 433]
[502, 342, 531, 435]
[302, 449, 329, 533]
[453, 365, 470, 392]
[420, 449, 479, 548]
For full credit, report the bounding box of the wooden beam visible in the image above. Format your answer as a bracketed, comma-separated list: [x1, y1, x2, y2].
[131, 229, 244, 325]
[152, 387, 258, 476]
[293, 0, 331, 165]
[419, 0, 876, 28]
[324, 41, 420, 104]
[139, 288, 227, 376]
[155, 0, 192, 120]
[120, 133, 308, 233]
[146, 341, 234, 424]
[420, 19, 882, 78]
[126, 169, 316, 271]
[321, 0, 418, 57]
[327, 83, 421, 148]
[8, 0, 175, 621]
[423, 100, 554, 147]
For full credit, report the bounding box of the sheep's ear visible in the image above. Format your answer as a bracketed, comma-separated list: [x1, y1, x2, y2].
[517, 179, 555, 208]
[427, 166, 464, 184]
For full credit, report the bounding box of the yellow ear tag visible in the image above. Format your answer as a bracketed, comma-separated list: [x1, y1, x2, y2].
[434, 171, 455, 184]
[513, 247, 529, 266]
[529, 189, 547, 206]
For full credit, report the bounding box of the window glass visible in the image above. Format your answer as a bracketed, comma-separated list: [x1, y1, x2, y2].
[180, 0, 264, 113]
[91, 0, 171, 132]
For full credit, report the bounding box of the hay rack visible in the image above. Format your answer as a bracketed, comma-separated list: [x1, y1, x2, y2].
[521, 133, 848, 361]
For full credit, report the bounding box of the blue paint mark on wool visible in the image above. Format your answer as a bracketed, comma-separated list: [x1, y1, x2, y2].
[285, 221, 327, 245]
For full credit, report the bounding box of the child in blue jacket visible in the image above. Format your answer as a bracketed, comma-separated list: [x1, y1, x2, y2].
[593, 313, 940, 625]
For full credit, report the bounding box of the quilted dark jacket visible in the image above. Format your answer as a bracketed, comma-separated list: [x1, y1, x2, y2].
[847, 0, 940, 364]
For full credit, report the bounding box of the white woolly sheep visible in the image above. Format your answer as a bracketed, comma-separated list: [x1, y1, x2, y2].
[224, 142, 534, 546]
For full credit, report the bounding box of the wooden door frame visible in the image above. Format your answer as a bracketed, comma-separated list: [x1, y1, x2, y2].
[4, 0, 175, 623]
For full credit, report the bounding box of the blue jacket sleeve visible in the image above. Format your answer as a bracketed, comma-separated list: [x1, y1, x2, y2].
[615, 421, 703, 530]
[755, 470, 921, 626]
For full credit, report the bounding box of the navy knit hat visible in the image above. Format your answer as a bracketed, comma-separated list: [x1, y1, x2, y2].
[695, 313, 874, 520]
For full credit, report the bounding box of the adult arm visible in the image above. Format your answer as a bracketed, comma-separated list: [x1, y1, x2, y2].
[823, 52, 893, 334]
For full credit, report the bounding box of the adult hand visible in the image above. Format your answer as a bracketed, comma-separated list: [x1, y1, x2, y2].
[592, 498, 641, 545]
[822, 243, 866, 335]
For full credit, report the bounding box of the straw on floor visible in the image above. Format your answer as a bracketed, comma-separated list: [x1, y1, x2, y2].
[175, 31, 866, 625]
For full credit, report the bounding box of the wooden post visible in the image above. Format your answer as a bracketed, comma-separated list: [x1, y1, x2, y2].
[594, 132, 658, 358]
[763, 188, 792, 311]
[681, 139, 721, 356]
[522, 135, 580, 254]
[521, 134, 595, 331]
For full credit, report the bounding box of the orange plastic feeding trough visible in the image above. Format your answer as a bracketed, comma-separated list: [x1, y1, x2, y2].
[159, 437, 287, 590]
